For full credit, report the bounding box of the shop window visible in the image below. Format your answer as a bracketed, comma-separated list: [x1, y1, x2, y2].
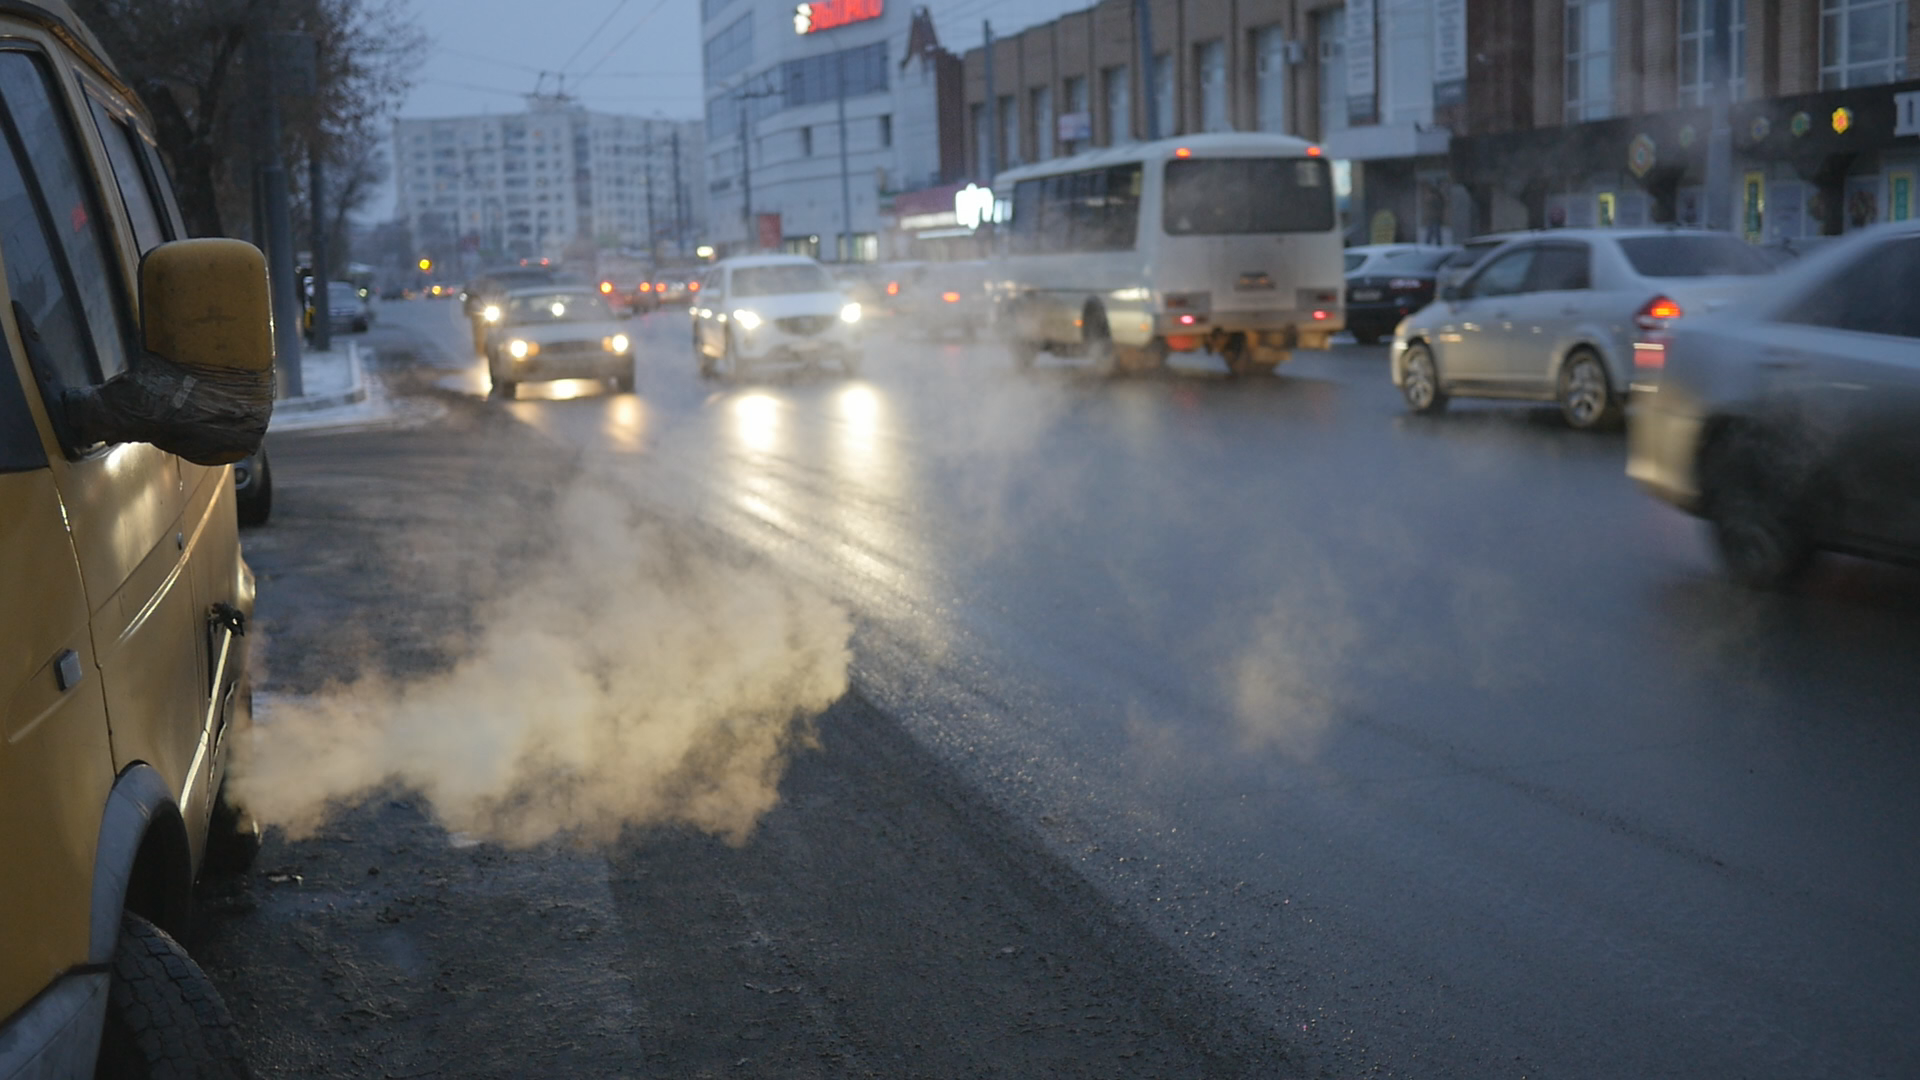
[1102, 66, 1132, 146]
[1564, 0, 1614, 121]
[1821, 0, 1909, 89]
[1196, 40, 1228, 133]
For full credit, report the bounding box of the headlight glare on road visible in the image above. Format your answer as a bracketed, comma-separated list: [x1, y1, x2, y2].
[840, 302, 862, 324]
[508, 339, 536, 360]
[732, 309, 762, 331]
[607, 333, 630, 353]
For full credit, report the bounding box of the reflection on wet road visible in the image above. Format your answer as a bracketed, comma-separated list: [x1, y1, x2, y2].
[382, 299, 1920, 1079]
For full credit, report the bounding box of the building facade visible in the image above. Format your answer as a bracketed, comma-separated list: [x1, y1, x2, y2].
[393, 99, 707, 271]
[701, 2, 966, 259]
[958, 0, 1920, 246]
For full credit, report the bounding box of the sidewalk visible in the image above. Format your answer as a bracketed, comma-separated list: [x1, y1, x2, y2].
[269, 339, 410, 433]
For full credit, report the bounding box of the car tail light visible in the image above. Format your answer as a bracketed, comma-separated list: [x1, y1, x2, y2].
[600, 281, 614, 294]
[1635, 294, 1682, 330]
[942, 291, 961, 303]
[1312, 309, 1330, 321]
[887, 281, 900, 296]
[1387, 278, 1424, 290]
[640, 282, 652, 292]
[1178, 313, 1197, 325]
[689, 281, 701, 292]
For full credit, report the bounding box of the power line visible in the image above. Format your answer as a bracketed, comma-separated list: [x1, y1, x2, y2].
[432, 46, 547, 74]
[559, 0, 632, 76]
[578, 0, 674, 80]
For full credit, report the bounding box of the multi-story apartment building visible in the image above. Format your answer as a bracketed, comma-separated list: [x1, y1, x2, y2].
[393, 97, 707, 270]
[1454, 0, 1920, 242]
[701, 2, 966, 259]
[958, 0, 1920, 246]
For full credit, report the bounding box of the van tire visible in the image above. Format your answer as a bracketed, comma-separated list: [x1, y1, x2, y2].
[234, 452, 271, 529]
[95, 913, 253, 1080]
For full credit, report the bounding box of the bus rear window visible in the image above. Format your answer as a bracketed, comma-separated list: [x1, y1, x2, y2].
[1164, 158, 1334, 236]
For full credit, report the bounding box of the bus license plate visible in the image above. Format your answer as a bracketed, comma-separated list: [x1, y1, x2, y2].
[1351, 288, 1383, 301]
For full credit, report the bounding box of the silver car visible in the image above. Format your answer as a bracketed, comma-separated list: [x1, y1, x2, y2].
[1391, 229, 1775, 429]
[483, 286, 636, 399]
[1628, 221, 1920, 586]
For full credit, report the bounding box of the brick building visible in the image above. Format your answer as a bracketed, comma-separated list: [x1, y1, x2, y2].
[952, 0, 1920, 245]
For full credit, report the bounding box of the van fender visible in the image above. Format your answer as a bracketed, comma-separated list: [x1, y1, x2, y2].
[87, 764, 192, 963]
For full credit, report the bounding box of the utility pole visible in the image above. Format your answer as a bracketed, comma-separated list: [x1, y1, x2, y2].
[983, 21, 997, 180]
[309, 145, 330, 353]
[837, 57, 854, 261]
[738, 105, 754, 250]
[671, 126, 687, 257]
[643, 124, 658, 263]
[1704, 0, 1733, 233]
[249, 27, 309, 398]
[1135, 0, 1159, 141]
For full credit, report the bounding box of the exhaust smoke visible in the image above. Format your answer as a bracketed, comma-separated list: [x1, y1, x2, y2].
[231, 474, 852, 848]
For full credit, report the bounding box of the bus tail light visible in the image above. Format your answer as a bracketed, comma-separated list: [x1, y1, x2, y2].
[1307, 145, 1323, 157]
[640, 282, 653, 292]
[887, 281, 900, 296]
[1178, 314, 1197, 325]
[942, 291, 961, 303]
[1312, 309, 1330, 321]
[689, 281, 701, 292]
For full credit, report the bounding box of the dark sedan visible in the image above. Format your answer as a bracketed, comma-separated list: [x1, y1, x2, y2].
[1343, 245, 1458, 345]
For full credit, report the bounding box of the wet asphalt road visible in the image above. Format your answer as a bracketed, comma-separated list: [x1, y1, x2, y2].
[375, 299, 1919, 1078]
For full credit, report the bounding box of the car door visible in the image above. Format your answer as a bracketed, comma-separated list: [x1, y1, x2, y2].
[1504, 241, 1593, 390]
[1767, 235, 1920, 549]
[0, 47, 207, 802]
[1443, 244, 1535, 384]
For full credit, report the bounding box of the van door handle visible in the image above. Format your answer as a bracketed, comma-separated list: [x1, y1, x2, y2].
[53, 649, 83, 691]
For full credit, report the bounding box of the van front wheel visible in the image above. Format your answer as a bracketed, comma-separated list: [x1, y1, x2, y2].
[95, 913, 253, 1080]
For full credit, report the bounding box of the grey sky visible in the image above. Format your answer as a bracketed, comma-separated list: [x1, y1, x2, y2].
[383, 0, 1089, 218]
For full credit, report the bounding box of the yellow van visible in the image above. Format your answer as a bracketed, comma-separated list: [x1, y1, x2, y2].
[0, 3, 274, 1077]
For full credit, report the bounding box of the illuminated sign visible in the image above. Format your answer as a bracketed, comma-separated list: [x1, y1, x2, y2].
[954, 184, 994, 230]
[794, 0, 883, 35]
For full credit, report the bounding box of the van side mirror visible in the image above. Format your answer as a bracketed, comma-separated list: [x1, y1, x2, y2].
[62, 239, 275, 465]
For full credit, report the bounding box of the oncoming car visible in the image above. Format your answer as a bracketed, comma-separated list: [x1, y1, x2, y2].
[692, 255, 863, 379]
[483, 287, 636, 399]
[1, 3, 274, 1076]
[1392, 229, 1774, 429]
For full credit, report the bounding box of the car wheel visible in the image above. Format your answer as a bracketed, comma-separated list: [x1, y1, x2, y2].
[1400, 341, 1449, 414]
[490, 372, 517, 400]
[235, 447, 271, 528]
[95, 913, 252, 1080]
[615, 371, 636, 394]
[1702, 427, 1816, 588]
[1558, 349, 1619, 430]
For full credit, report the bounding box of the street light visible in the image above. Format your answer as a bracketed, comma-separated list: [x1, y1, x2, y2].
[418, 257, 433, 272]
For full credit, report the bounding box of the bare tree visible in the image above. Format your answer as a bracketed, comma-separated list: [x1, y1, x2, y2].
[72, 0, 423, 238]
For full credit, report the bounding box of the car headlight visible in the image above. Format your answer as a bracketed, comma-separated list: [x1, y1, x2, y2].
[732, 309, 762, 330]
[840, 302, 862, 324]
[508, 339, 536, 359]
[482, 304, 501, 323]
[606, 333, 630, 353]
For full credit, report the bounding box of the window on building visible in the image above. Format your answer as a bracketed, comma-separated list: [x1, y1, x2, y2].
[1252, 26, 1289, 133]
[783, 42, 888, 107]
[879, 114, 892, 148]
[1315, 7, 1347, 137]
[1196, 40, 1228, 132]
[999, 95, 1018, 167]
[1679, 0, 1747, 104]
[1151, 54, 1173, 138]
[800, 126, 812, 157]
[1031, 86, 1054, 160]
[705, 14, 754, 86]
[1103, 66, 1132, 145]
[1565, 0, 1615, 121]
[1821, 0, 1910, 89]
[1061, 75, 1089, 151]
[971, 102, 989, 173]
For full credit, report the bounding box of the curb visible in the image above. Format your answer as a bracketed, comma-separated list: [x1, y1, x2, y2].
[274, 343, 366, 415]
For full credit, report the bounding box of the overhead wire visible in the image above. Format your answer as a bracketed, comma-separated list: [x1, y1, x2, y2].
[558, 0, 634, 76]
[578, 0, 675, 81]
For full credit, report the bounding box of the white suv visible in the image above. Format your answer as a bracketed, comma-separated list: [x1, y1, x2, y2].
[692, 255, 863, 379]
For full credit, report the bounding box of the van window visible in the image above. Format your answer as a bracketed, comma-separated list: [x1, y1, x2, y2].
[87, 94, 167, 253]
[1163, 157, 1334, 235]
[0, 51, 134, 381]
[0, 348, 46, 473]
[0, 80, 106, 399]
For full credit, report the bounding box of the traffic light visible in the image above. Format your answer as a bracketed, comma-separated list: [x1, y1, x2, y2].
[418, 257, 433, 272]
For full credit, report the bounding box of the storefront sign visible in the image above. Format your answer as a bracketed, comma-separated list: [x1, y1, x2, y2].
[1742, 172, 1765, 243]
[1346, 0, 1377, 126]
[1898, 92, 1920, 137]
[954, 183, 994, 230]
[1627, 134, 1656, 178]
[1057, 112, 1092, 143]
[793, 0, 883, 35]
[1832, 107, 1853, 134]
[1369, 209, 1396, 244]
[1892, 171, 1914, 221]
[757, 212, 783, 251]
[1432, 0, 1467, 106]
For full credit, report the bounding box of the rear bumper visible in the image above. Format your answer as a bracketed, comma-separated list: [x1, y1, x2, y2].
[1627, 394, 1706, 513]
[0, 973, 107, 1080]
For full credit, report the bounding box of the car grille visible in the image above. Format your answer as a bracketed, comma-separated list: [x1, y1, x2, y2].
[543, 339, 597, 355]
[777, 315, 832, 336]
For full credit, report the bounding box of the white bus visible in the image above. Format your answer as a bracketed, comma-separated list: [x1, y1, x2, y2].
[990, 132, 1345, 377]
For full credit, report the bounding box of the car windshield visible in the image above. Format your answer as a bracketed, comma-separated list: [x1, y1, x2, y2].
[503, 292, 612, 323]
[1617, 234, 1774, 277]
[1344, 253, 1368, 273]
[732, 264, 837, 297]
[485, 270, 556, 294]
[328, 283, 361, 303]
[1378, 249, 1454, 272]
[1163, 157, 1335, 235]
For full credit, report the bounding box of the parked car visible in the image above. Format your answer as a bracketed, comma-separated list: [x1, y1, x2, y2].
[482, 286, 636, 399]
[0, 6, 272, 1075]
[235, 442, 273, 526]
[1391, 228, 1775, 429]
[692, 255, 863, 378]
[1628, 221, 1920, 586]
[1434, 233, 1519, 291]
[1342, 244, 1457, 344]
[315, 279, 370, 335]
